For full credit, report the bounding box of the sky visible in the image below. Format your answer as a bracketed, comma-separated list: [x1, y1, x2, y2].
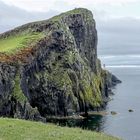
[0, 0, 140, 56]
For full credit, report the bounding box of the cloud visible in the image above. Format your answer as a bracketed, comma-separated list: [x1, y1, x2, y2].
[1, 0, 140, 57]
[1, 0, 139, 12]
[1, 0, 72, 12]
[97, 17, 140, 34]
[0, 0, 58, 33]
[97, 17, 140, 56]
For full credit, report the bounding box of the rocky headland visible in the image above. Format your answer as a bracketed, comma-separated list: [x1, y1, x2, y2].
[0, 8, 121, 121]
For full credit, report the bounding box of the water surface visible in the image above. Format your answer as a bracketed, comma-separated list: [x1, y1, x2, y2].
[102, 67, 140, 140]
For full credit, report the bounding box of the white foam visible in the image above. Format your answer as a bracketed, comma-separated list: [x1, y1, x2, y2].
[106, 65, 140, 68]
[99, 55, 140, 59]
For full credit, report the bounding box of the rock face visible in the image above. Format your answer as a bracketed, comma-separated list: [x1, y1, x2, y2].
[0, 8, 121, 119]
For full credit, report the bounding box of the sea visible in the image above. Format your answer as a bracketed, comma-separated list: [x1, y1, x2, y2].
[98, 33, 140, 140]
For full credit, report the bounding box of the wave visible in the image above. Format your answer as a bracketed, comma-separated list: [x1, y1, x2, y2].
[99, 54, 140, 68]
[105, 65, 140, 68]
[99, 54, 140, 59]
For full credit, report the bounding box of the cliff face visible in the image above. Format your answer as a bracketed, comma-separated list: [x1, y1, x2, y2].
[0, 8, 120, 119]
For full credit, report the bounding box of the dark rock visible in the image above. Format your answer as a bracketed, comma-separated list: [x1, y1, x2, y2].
[128, 109, 134, 112]
[111, 111, 117, 115]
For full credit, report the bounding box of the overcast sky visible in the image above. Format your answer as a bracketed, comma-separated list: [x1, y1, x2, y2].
[0, 0, 140, 55]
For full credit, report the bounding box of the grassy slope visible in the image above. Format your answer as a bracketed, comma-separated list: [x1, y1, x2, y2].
[0, 33, 44, 54]
[0, 8, 90, 55]
[0, 118, 120, 140]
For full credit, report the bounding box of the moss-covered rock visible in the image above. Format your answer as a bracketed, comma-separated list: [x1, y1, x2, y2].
[12, 73, 27, 103]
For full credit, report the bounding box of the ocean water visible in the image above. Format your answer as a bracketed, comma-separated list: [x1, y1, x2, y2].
[79, 34, 140, 139]
[105, 69, 140, 140]
[99, 59, 140, 140]
[98, 38, 140, 139]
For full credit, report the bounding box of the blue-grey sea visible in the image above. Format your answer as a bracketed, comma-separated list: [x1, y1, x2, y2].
[98, 36, 140, 140]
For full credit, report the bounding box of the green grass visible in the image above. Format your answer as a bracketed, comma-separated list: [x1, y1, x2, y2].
[0, 118, 120, 140]
[0, 8, 92, 55]
[0, 33, 44, 54]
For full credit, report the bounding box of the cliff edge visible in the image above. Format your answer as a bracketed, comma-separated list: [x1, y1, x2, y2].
[0, 8, 121, 120]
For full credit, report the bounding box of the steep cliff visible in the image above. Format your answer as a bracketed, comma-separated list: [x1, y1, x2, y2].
[0, 8, 120, 119]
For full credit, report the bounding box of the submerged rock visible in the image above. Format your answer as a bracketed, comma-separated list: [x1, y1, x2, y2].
[111, 111, 117, 115]
[128, 109, 134, 112]
[0, 8, 120, 120]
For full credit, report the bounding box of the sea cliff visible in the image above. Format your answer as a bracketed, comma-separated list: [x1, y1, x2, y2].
[0, 8, 120, 120]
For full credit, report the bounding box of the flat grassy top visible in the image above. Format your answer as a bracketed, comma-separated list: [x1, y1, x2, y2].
[0, 33, 44, 54]
[0, 118, 120, 140]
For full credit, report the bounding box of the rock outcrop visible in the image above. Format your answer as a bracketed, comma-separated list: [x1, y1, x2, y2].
[0, 8, 121, 120]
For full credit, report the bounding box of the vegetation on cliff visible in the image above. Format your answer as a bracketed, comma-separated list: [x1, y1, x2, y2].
[11, 72, 27, 103]
[0, 32, 44, 54]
